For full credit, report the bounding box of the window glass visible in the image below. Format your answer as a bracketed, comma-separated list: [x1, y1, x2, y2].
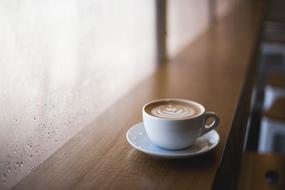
[0, 1, 155, 189]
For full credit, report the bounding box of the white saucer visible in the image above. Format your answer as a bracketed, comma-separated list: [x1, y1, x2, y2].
[126, 123, 220, 158]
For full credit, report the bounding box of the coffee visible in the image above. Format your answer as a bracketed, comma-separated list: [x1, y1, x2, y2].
[145, 100, 200, 119]
[143, 98, 219, 149]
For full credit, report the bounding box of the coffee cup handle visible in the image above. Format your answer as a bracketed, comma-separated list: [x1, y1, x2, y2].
[201, 112, 219, 136]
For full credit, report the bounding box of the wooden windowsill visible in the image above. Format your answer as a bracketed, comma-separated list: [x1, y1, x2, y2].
[14, 1, 264, 190]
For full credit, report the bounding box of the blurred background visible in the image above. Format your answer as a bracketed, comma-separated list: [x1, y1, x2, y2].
[238, 0, 285, 189]
[1, 0, 285, 189]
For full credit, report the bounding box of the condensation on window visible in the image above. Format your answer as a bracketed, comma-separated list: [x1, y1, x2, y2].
[0, 0, 155, 189]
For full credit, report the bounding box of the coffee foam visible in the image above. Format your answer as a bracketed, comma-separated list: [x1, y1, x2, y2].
[146, 100, 200, 119]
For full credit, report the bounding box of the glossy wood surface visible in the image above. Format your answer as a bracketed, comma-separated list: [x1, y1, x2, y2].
[14, 1, 264, 190]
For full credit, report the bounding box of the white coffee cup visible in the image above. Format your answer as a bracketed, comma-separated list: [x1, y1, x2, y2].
[143, 98, 219, 150]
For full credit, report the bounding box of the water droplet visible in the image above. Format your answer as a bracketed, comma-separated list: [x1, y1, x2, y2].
[30, 155, 33, 159]
[2, 173, 7, 181]
[33, 116, 36, 120]
[20, 162, 23, 167]
[7, 167, 11, 173]
[16, 162, 20, 167]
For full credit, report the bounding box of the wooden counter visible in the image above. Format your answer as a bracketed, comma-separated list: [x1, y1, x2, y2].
[14, 1, 264, 190]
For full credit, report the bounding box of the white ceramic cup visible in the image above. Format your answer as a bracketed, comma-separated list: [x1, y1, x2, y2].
[142, 98, 219, 150]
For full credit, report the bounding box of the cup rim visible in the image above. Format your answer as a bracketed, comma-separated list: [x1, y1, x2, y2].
[143, 98, 205, 121]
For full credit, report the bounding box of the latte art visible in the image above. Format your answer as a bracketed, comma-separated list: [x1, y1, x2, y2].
[150, 104, 196, 119]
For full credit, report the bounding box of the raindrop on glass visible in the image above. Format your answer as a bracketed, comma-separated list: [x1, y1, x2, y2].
[2, 173, 7, 182]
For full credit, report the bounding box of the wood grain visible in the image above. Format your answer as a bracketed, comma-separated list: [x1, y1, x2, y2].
[13, 1, 264, 190]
